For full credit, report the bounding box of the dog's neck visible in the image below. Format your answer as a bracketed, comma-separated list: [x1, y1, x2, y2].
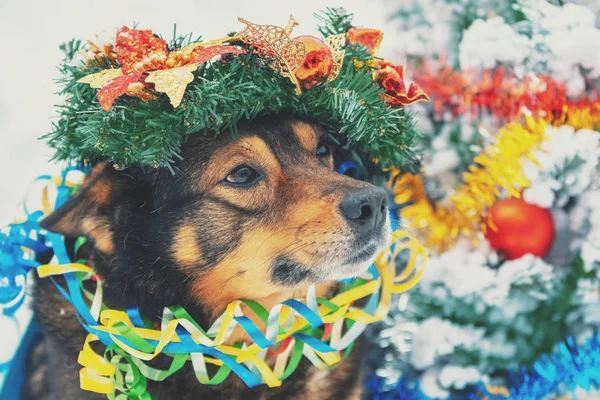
[35, 245, 360, 400]
[92, 245, 211, 325]
[92, 245, 334, 340]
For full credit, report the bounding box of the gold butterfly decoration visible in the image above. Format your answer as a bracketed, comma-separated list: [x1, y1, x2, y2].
[324, 34, 346, 83]
[78, 68, 123, 89]
[237, 16, 306, 95]
[78, 17, 352, 110]
[78, 26, 243, 110]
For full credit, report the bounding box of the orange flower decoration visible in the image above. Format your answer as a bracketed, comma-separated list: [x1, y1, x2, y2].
[346, 27, 383, 70]
[346, 27, 383, 53]
[346, 28, 429, 107]
[373, 60, 430, 107]
[78, 26, 243, 111]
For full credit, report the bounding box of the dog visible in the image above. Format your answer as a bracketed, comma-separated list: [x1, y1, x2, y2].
[25, 116, 391, 399]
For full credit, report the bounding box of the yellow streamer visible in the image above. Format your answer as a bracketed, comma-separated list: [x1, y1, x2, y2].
[78, 335, 115, 394]
[33, 173, 427, 395]
[67, 232, 423, 390]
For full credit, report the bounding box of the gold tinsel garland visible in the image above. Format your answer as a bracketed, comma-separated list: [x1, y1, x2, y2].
[392, 103, 600, 252]
[391, 116, 548, 252]
[551, 103, 600, 132]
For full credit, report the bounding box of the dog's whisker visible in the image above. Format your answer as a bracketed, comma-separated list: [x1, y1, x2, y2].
[149, 256, 161, 268]
[253, 225, 306, 257]
[216, 270, 247, 299]
[123, 229, 135, 250]
[251, 237, 306, 269]
[150, 205, 167, 214]
[121, 273, 131, 301]
[264, 240, 314, 270]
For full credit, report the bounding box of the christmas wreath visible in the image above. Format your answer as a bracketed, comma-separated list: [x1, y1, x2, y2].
[44, 8, 428, 172]
[1, 8, 430, 399]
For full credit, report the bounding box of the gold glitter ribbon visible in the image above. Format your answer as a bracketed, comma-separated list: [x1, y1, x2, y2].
[391, 116, 548, 251]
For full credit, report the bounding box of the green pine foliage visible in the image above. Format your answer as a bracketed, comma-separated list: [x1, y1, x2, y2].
[43, 10, 420, 173]
[315, 7, 354, 38]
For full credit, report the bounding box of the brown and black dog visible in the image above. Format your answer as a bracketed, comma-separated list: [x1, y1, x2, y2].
[26, 116, 391, 399]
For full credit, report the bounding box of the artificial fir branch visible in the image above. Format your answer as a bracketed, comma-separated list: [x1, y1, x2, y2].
[45, 38, 420, 172]
[315, 7, 354, 38]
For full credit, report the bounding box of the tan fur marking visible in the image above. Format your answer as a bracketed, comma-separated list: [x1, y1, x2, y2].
[193, 226, 335, 319]
[238, 137, 280, 182]
[301, 353, 364, 399]
[347, 370, 364, 400]
[284, 195, 350, 254]
[291, 121, 318, 152]
[81, 218, 114, 254]
[173, 224, 202, 265]
[199, 136, 281, 191]
[80, 163, 112, 206]
[89, 180, 112, 206]
[348, 385, 364, 399]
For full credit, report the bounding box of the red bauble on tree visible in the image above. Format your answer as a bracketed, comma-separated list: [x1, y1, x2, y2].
[484, 198, 555, 260]
[294, 35, 333, 89]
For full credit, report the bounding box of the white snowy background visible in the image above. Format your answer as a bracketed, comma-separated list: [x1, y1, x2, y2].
[0, 0, 394, 225]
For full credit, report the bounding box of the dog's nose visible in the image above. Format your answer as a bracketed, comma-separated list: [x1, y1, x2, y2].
[340, 187, 388, 232]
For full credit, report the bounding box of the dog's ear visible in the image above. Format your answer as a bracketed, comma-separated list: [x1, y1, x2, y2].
[40, 163, 120, 254]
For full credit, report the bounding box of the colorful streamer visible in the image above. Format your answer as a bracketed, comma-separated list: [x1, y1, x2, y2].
[1, 166, 426, 398]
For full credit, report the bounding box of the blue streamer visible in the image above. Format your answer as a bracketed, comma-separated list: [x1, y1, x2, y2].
[293, 333, 337, 354]
[126, 308, 146, 329]
[337, 160, 361, 179]
[233, 316, 273, 349]
[281, 299, 323, 328]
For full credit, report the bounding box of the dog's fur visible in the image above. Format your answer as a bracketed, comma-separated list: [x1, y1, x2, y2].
[26, 117, 390, 399]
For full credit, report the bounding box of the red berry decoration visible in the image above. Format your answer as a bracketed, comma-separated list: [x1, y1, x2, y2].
[484, 198, 555, 260]
[294, 35, 333, 89]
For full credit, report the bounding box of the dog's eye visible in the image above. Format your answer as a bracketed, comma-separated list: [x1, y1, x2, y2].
[316, 140, 331, 157]
[225, 165, 260, 186]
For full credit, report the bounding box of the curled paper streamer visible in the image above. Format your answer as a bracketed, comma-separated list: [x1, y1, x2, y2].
[4, 166, 426, 397]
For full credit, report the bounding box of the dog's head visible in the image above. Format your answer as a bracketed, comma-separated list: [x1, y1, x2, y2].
[42, 117, 391, 317]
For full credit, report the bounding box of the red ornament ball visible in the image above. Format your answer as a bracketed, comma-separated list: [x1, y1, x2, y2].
[484, 198, 555, 260]
[294, 36, 333, 89]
